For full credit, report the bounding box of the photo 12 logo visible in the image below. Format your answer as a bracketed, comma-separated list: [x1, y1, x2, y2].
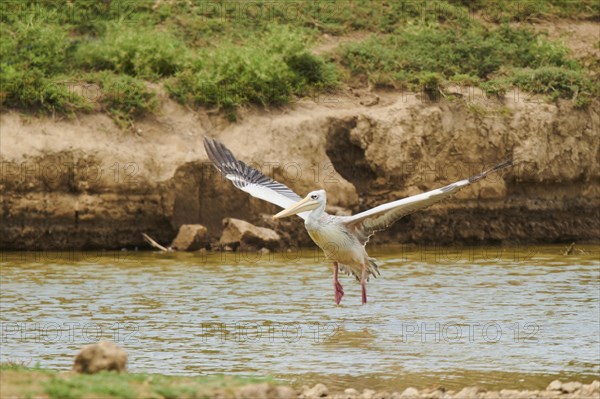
[400, 321, 540, 343]
[0, 322, 139, 344]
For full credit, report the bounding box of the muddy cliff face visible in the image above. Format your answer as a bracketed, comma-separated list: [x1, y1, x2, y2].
[1, 92, 598, 250]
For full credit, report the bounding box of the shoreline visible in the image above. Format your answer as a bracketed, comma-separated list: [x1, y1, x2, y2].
[1, 366, 598, 399]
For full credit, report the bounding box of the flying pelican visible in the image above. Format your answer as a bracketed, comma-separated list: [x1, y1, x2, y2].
[204, 137, 512, 305]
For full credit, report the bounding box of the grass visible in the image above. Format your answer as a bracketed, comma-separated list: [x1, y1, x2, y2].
[166, 26, 337, 119]
[0, 0, 598, 122]
[0, 363, 273, 399]
[340, 22, 598, 104]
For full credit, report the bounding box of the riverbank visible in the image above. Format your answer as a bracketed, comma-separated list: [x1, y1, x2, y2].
[2, 90, 599, 250]
[2, 2, 600, 251]
[1, 365, 598, 399]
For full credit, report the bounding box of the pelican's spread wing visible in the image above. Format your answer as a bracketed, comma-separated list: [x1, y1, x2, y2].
[203, 137, 310, 220]
[343, 158, 513, 245]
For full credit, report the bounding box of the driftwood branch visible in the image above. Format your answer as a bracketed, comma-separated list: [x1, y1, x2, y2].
[142, 233, 170, 252]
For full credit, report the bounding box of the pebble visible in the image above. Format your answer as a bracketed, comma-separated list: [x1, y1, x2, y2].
[547, 380, 563, 391]
[399, 387, 420, 398]
[455, 387, 480, 399]
[304, 383, 329, 398]
[234, 383, 270, 399]
[292, 380, 600, 399]
[560, 381, 582, 393]
[275, 386, 296, 399]
[362, 389, 376, 399]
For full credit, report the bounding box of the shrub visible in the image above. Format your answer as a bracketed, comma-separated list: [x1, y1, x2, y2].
[491, 66, 599, 107]
[84, 72, 159, 126]
[75, 24, 189, 80]
[166, 26, 337, 115]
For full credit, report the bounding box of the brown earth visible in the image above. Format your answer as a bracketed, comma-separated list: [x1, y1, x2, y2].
[1, 86, 598, 250]
[1, 20, 599, 251]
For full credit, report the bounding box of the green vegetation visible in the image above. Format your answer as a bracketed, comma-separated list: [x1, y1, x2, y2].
[340, 23, 598, 106]
[166, 26, 337, 118]
[0, 363, 272, 399]
[0, 0, 597, 123]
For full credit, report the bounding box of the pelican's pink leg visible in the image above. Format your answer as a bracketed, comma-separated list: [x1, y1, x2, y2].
[361, 266, 367, 305]
[333, 262, 344, 305]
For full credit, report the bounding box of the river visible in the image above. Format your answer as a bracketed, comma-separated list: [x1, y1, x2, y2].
[1, 245, 598, 391]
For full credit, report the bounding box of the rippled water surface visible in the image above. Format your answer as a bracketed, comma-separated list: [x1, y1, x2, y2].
[1, 245, 598, 391]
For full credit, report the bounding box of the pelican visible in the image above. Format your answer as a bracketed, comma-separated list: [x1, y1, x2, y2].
[204, 137, 512, 305]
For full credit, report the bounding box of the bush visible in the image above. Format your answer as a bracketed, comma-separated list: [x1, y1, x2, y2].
[166, 26, 337, 115]
[487, 67, 599, 107]
[84, 72, 159, 127]
[342, 24, 576, 85]
[0, 65, 91, 113]
[340, 23, 590, 105]
[75, 24, 189, 80]
[0, 22, 89, 113]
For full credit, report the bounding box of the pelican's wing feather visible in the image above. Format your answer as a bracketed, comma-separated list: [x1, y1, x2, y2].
[343, 158, 512, 245]
[203, 137, 309, 220]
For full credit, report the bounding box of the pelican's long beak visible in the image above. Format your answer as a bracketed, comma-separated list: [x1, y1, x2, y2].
[273, 196, 320, 219]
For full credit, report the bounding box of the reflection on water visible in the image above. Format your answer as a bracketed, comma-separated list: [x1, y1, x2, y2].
[1, 245, 598, 391]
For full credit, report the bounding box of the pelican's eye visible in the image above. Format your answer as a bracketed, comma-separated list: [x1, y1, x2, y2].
[311, 194, 318, 200]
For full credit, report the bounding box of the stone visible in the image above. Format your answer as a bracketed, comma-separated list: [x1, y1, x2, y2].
[344, 388, 360, 398]
[547, 380, 562, 391]
[73, 341, 127, 374]
[422, 389, 444, 399]
[455, 387, 481, 399]
[275, 386, 296, 399]
[516, 391, 538, 399]
[499, 390, 520, 398]
[235, 383, 270, 399]
[171, 224, 208, 251]
[303, 383, 328, 398]
[362, 389, 376, 399]
[481, 392, 500, 399]
[560, 382, 582, 393]
[399, 387, 420, 398]
[374, 391, 391, 399]
[537, 391, 560, 398]
[220, 218, 281, 250]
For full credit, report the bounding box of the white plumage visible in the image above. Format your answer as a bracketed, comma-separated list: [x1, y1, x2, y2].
[204, 137, 512, 305]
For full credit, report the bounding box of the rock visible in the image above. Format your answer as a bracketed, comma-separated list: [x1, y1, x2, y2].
[304, 383, 328, 398]
[170, 224, 208, 251]
[547, 380, 562, 391]
[220, 218, 281, 250]
[537, 391, 560, 398]
[344, 388, 360, 398]
[73, 341, 127, 374]
[481, 392, 500, 399]
[235, 383, 270, 399]
[455, 387, 481, 399]
[362, 389, 376, 399]
[374, 391, 391, 399]
[275, 386, 296, 399]
[422, 389, 444, 399]
[399, 387, 420, 398]
[499, 390, 520, 398]
[560, 381, 582, 393]
[516, 391, 538, 399]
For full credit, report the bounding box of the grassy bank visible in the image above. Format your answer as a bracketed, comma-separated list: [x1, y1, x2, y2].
[0, 363, 273, 399]
[0, 0, 598, 122]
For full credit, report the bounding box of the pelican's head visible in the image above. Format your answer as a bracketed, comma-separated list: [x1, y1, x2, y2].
[273, 189, 326, 219]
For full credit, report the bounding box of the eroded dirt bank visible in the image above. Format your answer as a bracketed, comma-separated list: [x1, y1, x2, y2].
[1, 91, 598, 250]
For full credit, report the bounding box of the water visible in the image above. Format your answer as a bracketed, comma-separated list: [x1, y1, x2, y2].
[1, 245, 598, 391]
